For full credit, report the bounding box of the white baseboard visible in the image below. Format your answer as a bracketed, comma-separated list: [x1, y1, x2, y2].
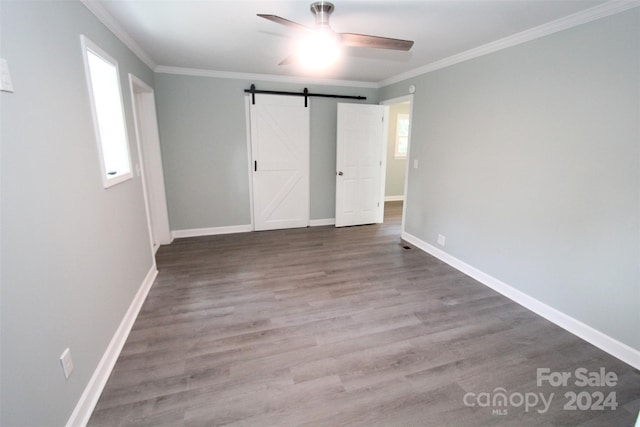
[384, 195, 405, 202]
[66, 266, 158, 427]
[171, 224, 253, 239]
[401, 231, 640, 370]
[173, 221, 337, 235]
[309, 218, 336, 227]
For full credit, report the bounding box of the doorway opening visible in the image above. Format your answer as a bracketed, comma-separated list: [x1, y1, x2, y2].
[129, 74, 172, 254]
[380, 95, 413, 235]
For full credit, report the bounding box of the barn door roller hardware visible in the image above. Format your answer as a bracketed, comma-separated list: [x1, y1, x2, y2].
[245, 84, 366, 107]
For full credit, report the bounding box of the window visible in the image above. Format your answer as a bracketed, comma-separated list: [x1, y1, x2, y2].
[394, 113, 409, 159]
[81, 35, 132, 188]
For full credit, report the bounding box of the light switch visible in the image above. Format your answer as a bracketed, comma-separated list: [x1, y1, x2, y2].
[0, 59, 14, 93]
[60, 348, 74, 379]
[413, 159, 419, 169]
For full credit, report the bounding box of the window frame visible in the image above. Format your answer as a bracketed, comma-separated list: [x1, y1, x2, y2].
[80, 35, 133, 188]
[394, 113, 410, 159]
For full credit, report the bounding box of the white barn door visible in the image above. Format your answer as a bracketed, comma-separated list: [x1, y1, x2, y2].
[250, 94, 310, 231]
[335, 103, 387, 227]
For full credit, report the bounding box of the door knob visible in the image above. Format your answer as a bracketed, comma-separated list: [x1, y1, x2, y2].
[338, 171, 343, 176]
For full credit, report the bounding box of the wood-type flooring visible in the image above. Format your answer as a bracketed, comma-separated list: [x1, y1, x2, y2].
[89, 202, 640, 426]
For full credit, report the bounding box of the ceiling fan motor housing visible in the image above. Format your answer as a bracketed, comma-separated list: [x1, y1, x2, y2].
[311, 1, 334, 29]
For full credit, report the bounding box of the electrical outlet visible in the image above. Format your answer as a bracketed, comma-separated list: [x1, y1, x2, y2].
[60, 348, 74, 379]
[437, 234, 446, 246]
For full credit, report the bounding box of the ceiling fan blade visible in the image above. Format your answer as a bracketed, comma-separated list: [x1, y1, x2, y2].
[278, 55, 295, 66]
[257, 14, 312, 33]
[339, 33, 414, 51]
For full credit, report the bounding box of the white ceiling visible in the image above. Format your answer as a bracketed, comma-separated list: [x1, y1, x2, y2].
[92, 0, 611, 84]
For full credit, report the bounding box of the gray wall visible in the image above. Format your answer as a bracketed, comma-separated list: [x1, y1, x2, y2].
[1, 2, 155, 425]
[385, 103, 409, 198]
[154, 74, 378, 229]
[379, 9, 640, 351]
[1, 3, 637, 425]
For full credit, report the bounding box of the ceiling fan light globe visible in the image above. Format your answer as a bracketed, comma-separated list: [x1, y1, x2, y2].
[297, 31, 341, 70]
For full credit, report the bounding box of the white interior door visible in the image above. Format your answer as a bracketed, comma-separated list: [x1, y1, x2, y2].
[335, 103, 388, 227]
[250, 94, 310, 231]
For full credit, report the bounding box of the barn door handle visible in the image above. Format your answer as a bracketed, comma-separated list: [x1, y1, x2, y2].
[254, 161, 257, 172]
[337, 171, 343, 176]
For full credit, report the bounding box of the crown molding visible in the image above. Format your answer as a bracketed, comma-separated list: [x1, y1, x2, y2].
[80, 0, 157, 71]
[379, 0, 640, 87]
[154, 66, 379, 88]
[79, 0, 638, 91]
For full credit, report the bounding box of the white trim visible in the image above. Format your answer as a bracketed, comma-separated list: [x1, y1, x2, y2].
[79, 0, 156, 71]
[380, 95, 414, 106]
[401, 231, 640, 370]
[171, 224, 253, 239]
[379, 1, 640, 87]
[129, 74, 158, 257]
[309, 218, 336, 227]
[155, 65, 378, 88]
[65, 266, 158, 427]
[245, 95, 255, 230]
[384, 195, 404, 202]
[378, 105, 390, 224]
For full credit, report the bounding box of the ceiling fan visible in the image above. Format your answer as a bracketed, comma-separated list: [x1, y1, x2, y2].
[258, 1, 414, 68]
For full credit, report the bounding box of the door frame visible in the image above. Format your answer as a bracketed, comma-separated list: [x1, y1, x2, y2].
[245, 95, 255, 229]
[380, 94, 414, 233]
[128, 74, 172, 254]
